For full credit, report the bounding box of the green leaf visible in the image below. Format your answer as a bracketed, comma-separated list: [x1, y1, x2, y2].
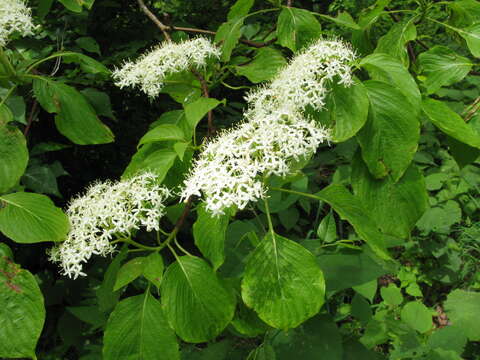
[448, 0, 480, 27]
[272, 315, 343, 360]
[317, 210, 337, 243]
[422, 98, 480, 148]
[97, 247, 128, 313]
[343, 340, 385, 360]
[139, 124, 186, 146]
[193, 205, 230, 270]
[444, 289, 480, 341]
[357, 81, 420, 181]
[380, 284, 403, 306]
[242, 233, 325, 329]
[215, 18, 245, 62]
[161, 256, 236, 342]
[236, 47, 287, 83]
[33, 79, 114, 145]
[123, 145, 177, 182]
[277, 7, 322, 52]
[58, 52, 110, 75]
[317, 12, 360, 30]
[360, 53, 421, 115]
[0, 243, 13, 259]
[351, 154, 428, 239]
[143, 252, 164, 287]
[58, 0, 82, 12]
[37, 0, 54, 19]
[326, 81, 369, 142]
[315, 184, 390, 260]
[0, 192, 69, 244]
[427, 325, 468, 354]
[22, 163, 62, 197]
[418, 46, 472, 94]
[354, 279, 378, 302]
[228, 0, 254, 20]
[0, 103, 13, 123]
[80, 88, 116, 120]
[75, 37, 101, 55]
[375, 19, 416, 67]
[351, 293, 372, 325]
[231, 301, 269, 337]
[318, 252, 388, 293]
[0, 120, 28, 193]
[114, 257, 146, 291]
[401, 302, 432, 333]
[184, 97, 222, 133]
[457, 22, 480, 58]
[416, 200, 462, 235]
[103, 292, 180, 360]
[0, 256, 45, 359]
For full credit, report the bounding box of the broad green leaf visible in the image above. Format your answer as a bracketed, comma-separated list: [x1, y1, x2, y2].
[0, 103, 13, 123]
[358, 0, 391, 29]
[123, 145, 177, 181]
[380, 284, 403, 306]
[448, 0, 480, 27]
[457, 22, 480, 58]
[161, 72, 201, 104]
[427, 325, 468, 354]
[193, 205, 230, 270]
[416, 200, 462, 235]
[0, 243, 13, 259]
[75, 37, 101, 55]
[22, 163, 62, 197]
[33, 79, 114, 145]
[444, 289, 480, 341]
[97, 247, 128, 313]
[184, 97, 222, 133]
[0, 257, 45, 359]
[343, 340, 385, 360]
[426, 349, 464, 360]
[143, 252, 164, 287]
[231, 301, 269, 337]
[351, 154, 428, 239]
[114, 257, 146, 291]
[161, 256, 236, 342]
[0, 120, 28, 193]
[277, 7, 322, 52]
[360, 53, 421, 114]
[353, 279, 378, 303]
[67, 306, 106, 327]
[422, 98, 480, 148]
[316, 184, 390, 260]
[318, 252, 388, 293]
[375, 19, 416, 66]
[247, 344, 276, 360]
[58, 0, 82, 12]
[401, 302, 432, 333]
[37, 0, 54, 19]
[351, 293, 372, 325]
[57, 52, 110, 75]
[0, 192, 69, 244]
[227, 0, 254, 20]
[242, 233, 325, 329]
[317, 80, 369, 142]
[317, 12, 360, 30]
[139, 124, 186, 146]
[80, 88, 115, 119]
[317, 210, 336, 243]
[418, 46, 473, 94]
[357, 81, 420, 181]
[103, 293, 180, 360]
[236, 47, 287, 83]
[215, 18, 245, 62]
[272, 315, 342, 360]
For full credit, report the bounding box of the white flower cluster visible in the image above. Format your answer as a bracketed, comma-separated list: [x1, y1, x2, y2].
[181, 39, 355, 216]
[48, 173, 170, 279]
[0, 0, 36, 47]
[112, 37, 220, 98]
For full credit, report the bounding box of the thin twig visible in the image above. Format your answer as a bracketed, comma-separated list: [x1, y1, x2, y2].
[137, 0, 171, 41]
[136, 0, 275, 48]
[24, 100, 38, 137]
[190, 68, 215, 136]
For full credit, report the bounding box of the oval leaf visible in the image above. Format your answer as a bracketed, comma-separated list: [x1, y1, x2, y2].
[242, 233, 325, 329]
[161, 256, 236, 343]
[139, 124, 186, 146]
[103, 292, 180, 360]
[356, 80, 420, 181]
[236, 47, 287, 83]
[0, 192, 69, 243]
[0, 256, 45, 359]
[0, 121, 28, 193]
[277, 7, 322, 52]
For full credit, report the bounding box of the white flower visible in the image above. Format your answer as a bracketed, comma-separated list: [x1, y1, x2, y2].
[112, 37, 220, 98]
[181, 108, 331, 215]
[246, 39, 356, 114]
[0, 0, 36, 47]
[181, 39, 353, 216]
[48, 173, 171, 279]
